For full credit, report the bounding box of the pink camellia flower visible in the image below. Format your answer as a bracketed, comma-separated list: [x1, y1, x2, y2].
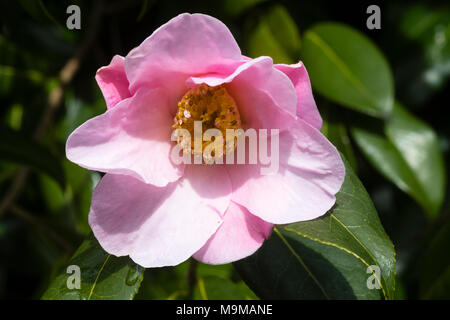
[66, 13, 345, 267]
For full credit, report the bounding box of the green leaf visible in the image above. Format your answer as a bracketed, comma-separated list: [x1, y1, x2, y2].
[194, 276, 258, 300]
[135, 262, 190, 300]
[0, 127, 65, 187]
[420, 220, 450, 299]
[301, 22, 394, 118]
[352, 127, 421, 200]
[247, 5, 301, 64]
[41, 235, 144, 300]
[352, 102, 445, 217]
[234, 156, 396, 299]
[385, 104, 446, 214]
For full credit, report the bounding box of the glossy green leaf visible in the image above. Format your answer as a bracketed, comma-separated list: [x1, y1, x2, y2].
[63, 161, 99, 235]
[247, 5, 301, 64]
[0, 127, 65, 187]
[234, 156, 396, 299]
[301, 22, 394, 117]
[41, 235, 144, 300]
[385, 104, 446, 214]
[352, 127, 422, 200]
[352, 103, 445, 217]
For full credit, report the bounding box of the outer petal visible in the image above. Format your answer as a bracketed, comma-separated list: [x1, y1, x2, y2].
[89, 165, 231, 268]
[193, 201, 273, 265]
[275, 62, 322, 130]
[228, 119, 345, 224]
[125, 13, 242, 95]
[187, 57, 298, 131]
[95, 55, 131, 109]
[66, 87, 182, 187]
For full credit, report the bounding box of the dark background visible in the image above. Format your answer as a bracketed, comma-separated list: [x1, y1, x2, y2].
[0, 0, 449, 299]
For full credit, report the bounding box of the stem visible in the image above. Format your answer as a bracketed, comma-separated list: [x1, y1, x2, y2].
[187, 259, 198, 299]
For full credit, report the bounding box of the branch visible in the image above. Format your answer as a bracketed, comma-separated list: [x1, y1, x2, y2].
[11, 205, 74, 253]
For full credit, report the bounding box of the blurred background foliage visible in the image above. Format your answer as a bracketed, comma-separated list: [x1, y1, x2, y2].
[0, 0, 449, 299]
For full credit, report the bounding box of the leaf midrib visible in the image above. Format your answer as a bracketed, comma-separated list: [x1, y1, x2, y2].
[281, 222, 388, 299]
[87, 254, 111, 300]
[274, 227, 330, 299]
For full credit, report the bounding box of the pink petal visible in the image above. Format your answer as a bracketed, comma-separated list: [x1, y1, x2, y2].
[228, 119, 345, 224]
[125, 13, 242, 95]
[89, 165, 232, 268]
[193, 201, 273, 265]
[95, 55, 131, 109]
[66, 87, 183, 187]
[275, 62, 322, 130]
[187, 56, 298, 131]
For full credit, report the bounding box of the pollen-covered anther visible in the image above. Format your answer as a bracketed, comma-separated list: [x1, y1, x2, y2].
[172, 84, 242, 161]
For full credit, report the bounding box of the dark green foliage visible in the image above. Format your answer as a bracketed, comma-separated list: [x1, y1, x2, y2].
[0, 0, 448, 300]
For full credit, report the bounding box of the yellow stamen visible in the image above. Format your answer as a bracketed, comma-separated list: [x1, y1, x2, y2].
[172, 84, 242, 160]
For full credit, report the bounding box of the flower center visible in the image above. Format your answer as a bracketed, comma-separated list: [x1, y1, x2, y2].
[172, 84, 242, 158]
